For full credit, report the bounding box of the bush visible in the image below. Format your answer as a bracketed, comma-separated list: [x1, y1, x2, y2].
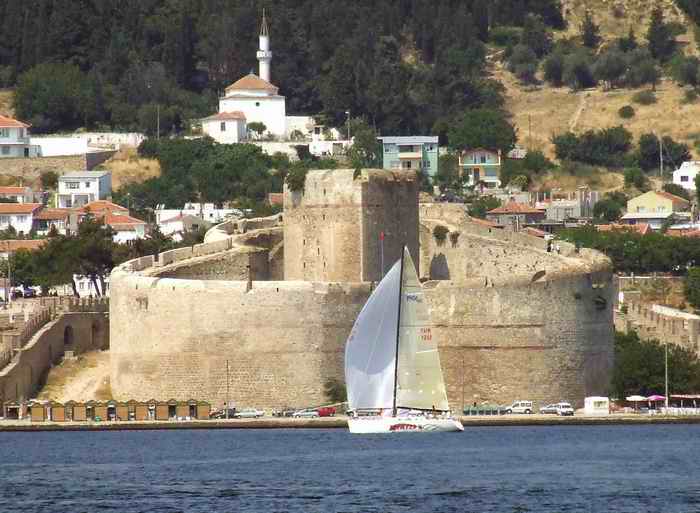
[433, 225, 449, 245]
[490, 26, 522, 47]
[563, 52, 596, 90]
[632, 90, 656, 105]
[552, 126, 633, 167]
[683, 89, 699, 104]
[522, 150, 553, 173]
[624, 167, 649, 191]
[285, 163, 308, 192]
[618, 105, 635, 119]
[543, 52, 565, 86]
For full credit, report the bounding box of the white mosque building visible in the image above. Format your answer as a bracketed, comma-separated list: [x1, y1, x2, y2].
[201, 11, 350, 156]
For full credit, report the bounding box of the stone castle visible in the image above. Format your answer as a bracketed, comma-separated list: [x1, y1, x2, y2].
[109, 169, 614, 411]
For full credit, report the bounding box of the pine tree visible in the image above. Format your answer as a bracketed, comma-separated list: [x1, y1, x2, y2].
[647, 5, 675, 61]
[580, 10, 600, 48]
[473, 0, 490, 42]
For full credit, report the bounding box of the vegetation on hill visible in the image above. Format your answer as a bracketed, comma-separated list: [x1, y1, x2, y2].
[0, 0, 566, 136]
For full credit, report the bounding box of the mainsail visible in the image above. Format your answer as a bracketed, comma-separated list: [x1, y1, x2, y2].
[345, 246, 450, 413]
[395, 247, 449, 411]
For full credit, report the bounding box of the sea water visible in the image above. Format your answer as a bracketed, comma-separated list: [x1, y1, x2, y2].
[0, 424, 699, 512]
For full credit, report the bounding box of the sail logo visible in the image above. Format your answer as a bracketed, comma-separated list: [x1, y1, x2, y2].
[405, 293, 423, 303]
[389, 423, 422, 432]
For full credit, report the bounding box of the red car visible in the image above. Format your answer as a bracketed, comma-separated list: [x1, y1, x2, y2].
[317, 407, 336, 417]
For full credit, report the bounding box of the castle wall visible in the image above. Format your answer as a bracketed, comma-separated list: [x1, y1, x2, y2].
[284, 169, 419, 282]
[109, 275, 370, 409]
[0, 312, 109, 405]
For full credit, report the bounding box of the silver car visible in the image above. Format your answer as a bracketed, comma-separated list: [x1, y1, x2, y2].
[539, 403, 559, 414]
[233, 408, 264, 418]
[292, 409, 319, 418]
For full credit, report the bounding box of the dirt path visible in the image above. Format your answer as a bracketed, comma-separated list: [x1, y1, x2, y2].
[568, 91, 587, 132]
[36, 351, 112, 402]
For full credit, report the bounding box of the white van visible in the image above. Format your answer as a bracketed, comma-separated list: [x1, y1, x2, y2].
[506, 400, 533, 414]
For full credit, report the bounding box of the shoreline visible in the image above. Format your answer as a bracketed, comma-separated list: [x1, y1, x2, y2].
[2, 414, 700, 432]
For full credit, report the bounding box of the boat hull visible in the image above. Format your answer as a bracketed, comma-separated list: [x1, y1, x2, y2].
[348, 416, 464, 434]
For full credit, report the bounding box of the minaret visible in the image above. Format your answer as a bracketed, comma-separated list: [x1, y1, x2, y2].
[256, 9, 272, 83]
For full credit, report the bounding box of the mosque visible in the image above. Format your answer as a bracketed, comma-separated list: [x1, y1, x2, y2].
[201, 11, 322, 145]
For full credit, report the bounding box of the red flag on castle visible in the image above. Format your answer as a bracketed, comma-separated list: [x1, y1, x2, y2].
[380, 231, 384, 241]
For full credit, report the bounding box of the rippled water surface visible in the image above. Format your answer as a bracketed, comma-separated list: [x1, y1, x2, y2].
[1, 425, 700, 512]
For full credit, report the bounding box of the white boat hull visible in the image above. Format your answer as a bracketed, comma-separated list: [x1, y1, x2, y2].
[348, 416, 464, 434]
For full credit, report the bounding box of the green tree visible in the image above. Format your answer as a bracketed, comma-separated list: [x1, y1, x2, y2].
[580, 11, 600, 48]
[346, 118, 381, 170]
[435, 153, 463, 192]
[646, 5, 675, 61]
[624, 167, 649, 191]
[543, 52, 565, 86]
[617, 27, 637, 52]
[594, 49, 627, 89]
[686, 268, 700, 309]
[247, 122, 267, 138]
[468, 196, 501, 219]
[448, 109, 517, 154]
[40, 171, 59, 191]
[563, 51, 596, 90]
[662, 183, 690, 201]
[520, 14, 552, 57]
[522, 150, 553, 173]
[593, 198, 624, 222]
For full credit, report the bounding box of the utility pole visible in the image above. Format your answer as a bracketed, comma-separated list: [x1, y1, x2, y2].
[6, 242, 11, 307]
[528, 114, 532, 150]
[225, 359, 230, 419]
[659, 135, 663, 179]
[157, 103, 160, 141]
[665, 342, 669, 412]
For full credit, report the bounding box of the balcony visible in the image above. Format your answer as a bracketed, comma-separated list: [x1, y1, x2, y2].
[398, 152, 422, 159]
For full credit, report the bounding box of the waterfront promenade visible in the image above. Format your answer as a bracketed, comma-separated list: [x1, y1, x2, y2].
[2, 414, 700, 431]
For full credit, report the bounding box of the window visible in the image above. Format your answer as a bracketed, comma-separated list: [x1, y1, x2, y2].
[1, 146, 8, 155]
[681, 176, 689, 182]
[220, 122, 226, 132]
[480, 155, 487, 163]
[0, 128, 8, 138]
[84, 182, 91, 188]
[423, 159, 431, 169]
[255, 102, 260, 107]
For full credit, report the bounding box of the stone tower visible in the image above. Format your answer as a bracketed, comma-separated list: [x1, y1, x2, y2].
[256, 9, 272, 83]
[283, 169, 419, 282]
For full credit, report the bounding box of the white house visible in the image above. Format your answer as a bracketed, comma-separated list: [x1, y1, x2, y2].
[158, 214, 212, 241]
[0, 186, 36, 203]
[0, 203, 42, 234]
[155, 203, 242, 226]
[104, 213, 147, 244]
[32, 208, 78, 236]
[673, 161, 700, 191]
[57, 171, 112, 208]
[0, 114, 40, 158]
[201, 111, 247, 144]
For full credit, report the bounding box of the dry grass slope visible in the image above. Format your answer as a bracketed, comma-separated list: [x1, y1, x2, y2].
[0, 89, 14, 117]
[100, 147, 161, 189]
[36, 351, 112, 402]
[497, 0, 700, 167]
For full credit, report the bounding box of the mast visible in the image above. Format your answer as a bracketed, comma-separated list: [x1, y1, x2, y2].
[392, 246, 405, 416]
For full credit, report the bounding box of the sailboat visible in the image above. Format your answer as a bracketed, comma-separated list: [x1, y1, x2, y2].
[344, 246, 464, 434]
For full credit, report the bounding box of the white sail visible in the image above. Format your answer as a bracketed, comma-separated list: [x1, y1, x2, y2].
[395, 247, 450, 411]
[344, 258, 402, 411]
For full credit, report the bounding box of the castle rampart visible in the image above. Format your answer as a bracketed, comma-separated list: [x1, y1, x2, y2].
[109, 169, 614, 411]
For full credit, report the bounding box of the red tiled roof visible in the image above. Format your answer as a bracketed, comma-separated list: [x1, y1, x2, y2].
[655, 191, 690, 205]
[0, 187, 27, 195]
[522, 226, 548, 238]
[667, 228, 700, 238]
[78, 201, 128, 215]
[225, 73, 278, 94]
[268, 193, 283, 206]
[202, 111, 246, 122]
[0, 240, 46, 252]
[0, 114, 30, 129]
[104, 213, 146, 231]
[468, 217, 502, 228]
[0, 203, 41, 214]
[487, 201, 542, 215]
[34, 208, 71, 221]
[597, 223, 651, 235]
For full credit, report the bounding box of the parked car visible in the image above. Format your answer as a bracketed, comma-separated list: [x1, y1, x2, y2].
[556, 402, 575, 416]
[317, 407, 336, 417]
[292, 409, 319, 418]
[23, 289, 36, 298]
[233, 408, 264, 419]
[505, 401, 533, 414]
[539, 403, 558, 415]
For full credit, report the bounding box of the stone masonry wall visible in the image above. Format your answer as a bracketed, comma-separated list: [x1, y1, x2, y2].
[0, 312, 109, 405]
[284, 169, 419, 282]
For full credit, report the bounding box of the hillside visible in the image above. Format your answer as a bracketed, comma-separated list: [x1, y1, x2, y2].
[497, 0, 700, 163]
[0, 89, 13, 117]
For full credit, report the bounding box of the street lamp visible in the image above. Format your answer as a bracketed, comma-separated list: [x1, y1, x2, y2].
[345, 110, 351, 141]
